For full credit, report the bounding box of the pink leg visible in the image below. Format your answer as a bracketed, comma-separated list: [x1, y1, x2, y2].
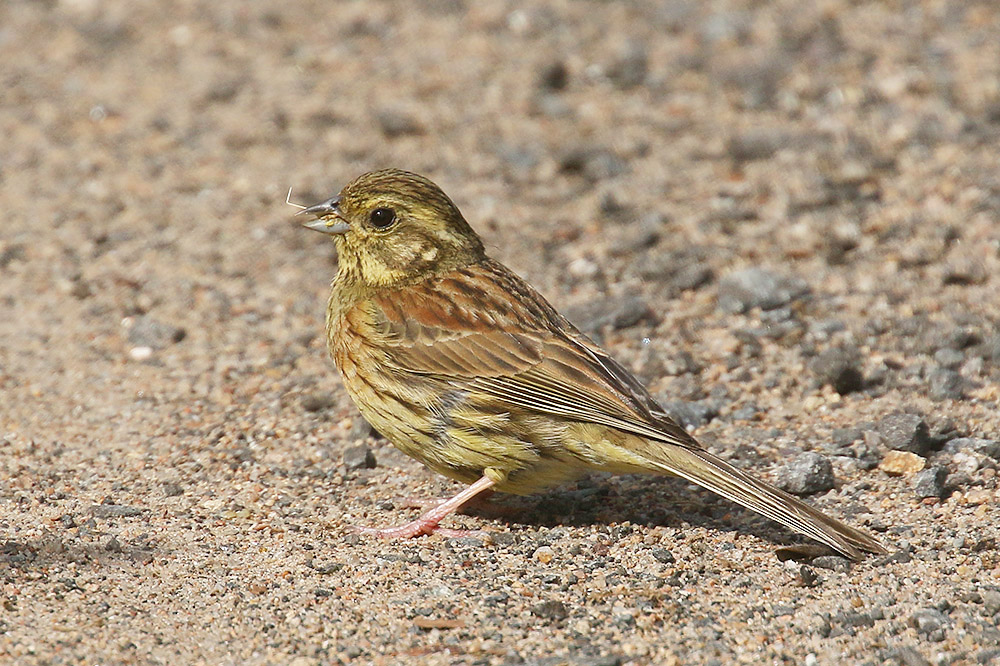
[393, 488, 495, 510]
[355, 476, 497, 539]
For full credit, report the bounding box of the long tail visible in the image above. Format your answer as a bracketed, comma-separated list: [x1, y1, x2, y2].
[644, 444, 887, 560]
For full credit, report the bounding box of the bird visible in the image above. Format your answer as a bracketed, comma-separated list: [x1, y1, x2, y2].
[300, 168, 887, 560]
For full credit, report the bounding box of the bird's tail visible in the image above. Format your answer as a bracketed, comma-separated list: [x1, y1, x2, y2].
[644, 444, 887, 560]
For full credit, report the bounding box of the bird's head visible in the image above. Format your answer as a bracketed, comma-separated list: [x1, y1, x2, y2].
[302, 169, 485, 289]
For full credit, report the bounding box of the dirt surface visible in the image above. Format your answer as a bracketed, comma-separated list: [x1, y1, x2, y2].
[2, 1, 999, 665]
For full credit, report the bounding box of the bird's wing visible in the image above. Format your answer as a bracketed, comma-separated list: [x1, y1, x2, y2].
[370, 262, 699, 451]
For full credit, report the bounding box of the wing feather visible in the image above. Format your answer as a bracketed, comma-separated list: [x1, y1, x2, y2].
[371, 264, 697, 450]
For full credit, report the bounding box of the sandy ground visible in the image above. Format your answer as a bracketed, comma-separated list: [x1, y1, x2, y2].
[2, 1, 999, 664]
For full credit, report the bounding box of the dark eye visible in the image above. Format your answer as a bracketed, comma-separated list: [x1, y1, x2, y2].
[369, 207, 396, 229]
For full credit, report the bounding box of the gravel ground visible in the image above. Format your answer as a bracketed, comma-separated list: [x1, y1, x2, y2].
[2, 1, 999, 665]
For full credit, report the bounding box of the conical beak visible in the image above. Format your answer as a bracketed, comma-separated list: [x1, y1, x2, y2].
[299, 196, 349, 235]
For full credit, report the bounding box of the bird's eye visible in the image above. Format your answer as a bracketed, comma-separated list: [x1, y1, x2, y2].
[369, 207, 397, 229]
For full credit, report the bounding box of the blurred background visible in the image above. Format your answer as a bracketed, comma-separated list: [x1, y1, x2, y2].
[2, 1, 999, 664]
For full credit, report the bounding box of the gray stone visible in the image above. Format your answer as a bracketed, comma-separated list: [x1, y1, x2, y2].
[531, 600, 569, 620]
[659, 401, 717, 430]
[890, 646, 931, 666]
[374, 108, 423, 137]
[775, 452, 835, 495]
[162, 482, 183, 497]
[834, 609, 882, 628]
[832, 428, 863, 447]
[651, 548, 675, 564]
[810, 346, 865, 394]
[536, 60, 568, 91]
[559, 146, 627, 182]
[301, 392, 335, 412]
[909, 608, 949, 640]
[670, 264, 713, 292]
[717, 268, 809, 313]
[873, 414, 932, 456]
[798, 565, 820, 587]
[89, 504, 143, 519]
[726, 128, 786, 162]
[348, 418, 376, 441]
[944, 438, 1000, 460]
[982, 590, 1000, 616]
[973, 334, 1000, 364]
[563, 296, 653, 335]
[343, 444, 376, 470]
[933, 348, 965, 369]
[913, 466, 948, 499]
[127, 316, 186, 349]
[928, 368, 966, 401]
[811, 555, 852, 572]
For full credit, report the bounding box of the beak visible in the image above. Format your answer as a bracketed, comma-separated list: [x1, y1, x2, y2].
[299, 195, 349, 235]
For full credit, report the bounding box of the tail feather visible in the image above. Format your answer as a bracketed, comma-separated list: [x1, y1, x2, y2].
[647, 445, 887, 560]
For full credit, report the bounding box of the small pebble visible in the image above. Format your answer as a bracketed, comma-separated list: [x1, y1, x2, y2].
[933, 348, 965, 369]
[532, 600, 569, 620]
[717, 267, 809, 313]
[563, 295, 653, 334]
[374, 107, 423, 137]
[162, 482, 184, 497]
[942, 260, 987, 286]
[726, 128, 786, 163]
[928, 368, 966, 401]
[127, 316, 186, 349]
[90, 505, 143, 519]
[811, 555, 852, 572]
[879, 450, 926, 475]
[909, 608, 949, 640]
[348, 418, 376, 441]
[558, 146, 627, 182]
[775, 452, 835, 495]
[809, 346, 865, 394]
[963, 489, 992, 505]
[343, 445, 376, 470]
[301, 392, 335, 412]
[129, 346, 154, 361]
[951, 451, 984, 475]
[537, 60, 569, 91]
[873, 414, 932, 455]
[798, 566, 820, 587]
[651, 548, 675, 564]
[533, 546, 555, 564]
[944, 437, 1000, 460]
[891, 646, 931, 666]
[659, 401, 717, 430]
[982, 590, 1000, 616]
[913, 466, 948, 498]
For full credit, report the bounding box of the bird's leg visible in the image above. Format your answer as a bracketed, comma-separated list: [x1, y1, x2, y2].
[355, 476, 497, 539]
[392, 487, 495, 511]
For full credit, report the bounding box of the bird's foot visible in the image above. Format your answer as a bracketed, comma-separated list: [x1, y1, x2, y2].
[351, 475, 498, 540]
